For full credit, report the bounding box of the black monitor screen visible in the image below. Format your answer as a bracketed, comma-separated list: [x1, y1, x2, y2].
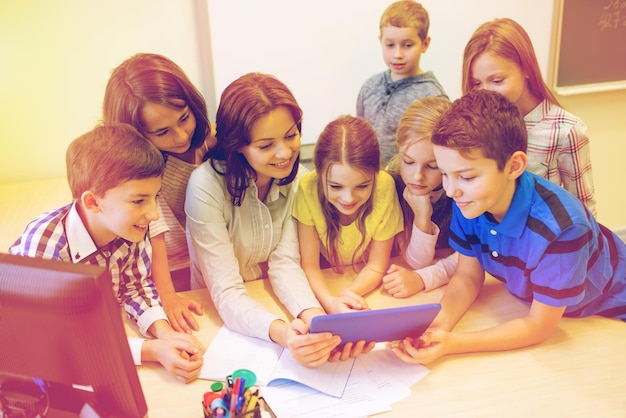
[0, 253, 148, 418]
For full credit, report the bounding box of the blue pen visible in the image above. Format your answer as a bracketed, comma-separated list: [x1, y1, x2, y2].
[235, 377, 246, 414]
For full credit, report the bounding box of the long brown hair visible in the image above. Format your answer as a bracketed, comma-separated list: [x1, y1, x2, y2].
[103, 52, 210, 153]
[207, 73, 302, 206]
[462, 17, 560, 106]
[314, 115, 380, 273]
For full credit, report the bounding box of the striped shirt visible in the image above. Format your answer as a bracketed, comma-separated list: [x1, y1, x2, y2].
[9, 202, 167, 335]
[449, 171, 626, 319]
[150, 154, 197, 271]
[525, 99, 596, 216]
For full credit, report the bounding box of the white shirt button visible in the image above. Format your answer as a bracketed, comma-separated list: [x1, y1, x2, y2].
[264, 224, 270, 230]
[490, 229, 497, 235]
[491, 250, 498, 257]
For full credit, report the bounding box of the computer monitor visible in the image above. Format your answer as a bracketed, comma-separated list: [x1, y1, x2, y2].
[0, 253, 148, 418]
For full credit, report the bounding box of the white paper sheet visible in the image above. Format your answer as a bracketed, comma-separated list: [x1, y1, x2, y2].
[261, 343, 430, 417]
[200, 326, 354, 397]
[200, 328, 431, 417]
[261, 361, 391, 418]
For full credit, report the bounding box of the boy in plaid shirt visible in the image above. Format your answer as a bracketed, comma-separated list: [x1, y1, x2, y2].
[10, 123, 205, 383]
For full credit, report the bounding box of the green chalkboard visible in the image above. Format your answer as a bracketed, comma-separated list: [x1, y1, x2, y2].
[551, 0, 626, 95]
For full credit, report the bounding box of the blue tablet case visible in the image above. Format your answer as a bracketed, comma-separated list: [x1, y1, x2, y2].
[309, 303, 441, 343]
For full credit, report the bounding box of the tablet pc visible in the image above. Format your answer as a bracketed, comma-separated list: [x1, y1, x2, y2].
[309, 303, 441, 344]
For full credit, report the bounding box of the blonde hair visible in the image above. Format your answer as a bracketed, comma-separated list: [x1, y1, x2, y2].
[396, 96, 450, 152]
[462, 17, 560, 106]
[379, 0, 429, 41]
[388, 97, 450, 249]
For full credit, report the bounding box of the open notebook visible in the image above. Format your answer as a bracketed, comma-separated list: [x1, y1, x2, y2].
[199, 326, 354, 398]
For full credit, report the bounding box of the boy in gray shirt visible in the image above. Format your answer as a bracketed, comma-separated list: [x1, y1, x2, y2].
[357, 0, 447, 165]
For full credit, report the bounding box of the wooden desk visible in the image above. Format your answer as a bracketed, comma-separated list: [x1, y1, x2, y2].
[127, 267, 626, 418]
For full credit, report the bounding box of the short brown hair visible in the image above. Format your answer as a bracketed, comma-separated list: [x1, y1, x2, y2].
[431, 90, 527, 171]
[380, 0, 430, 41]
[66, 123, 164, 199]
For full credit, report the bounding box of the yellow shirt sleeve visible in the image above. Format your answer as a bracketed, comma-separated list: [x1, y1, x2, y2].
[292, 171, 320, 227]
[293, 170, 403, 265]
[368, 170, 404, 242]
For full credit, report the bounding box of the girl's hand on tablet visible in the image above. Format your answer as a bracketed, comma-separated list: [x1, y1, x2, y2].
[335, 289, 369, 312]
[328, 339, 376, 362]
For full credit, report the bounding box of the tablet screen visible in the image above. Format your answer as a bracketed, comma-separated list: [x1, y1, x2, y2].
[309, 303, 441, 343]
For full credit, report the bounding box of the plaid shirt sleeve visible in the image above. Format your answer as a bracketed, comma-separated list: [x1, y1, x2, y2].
[9, 205, 168, 337]
[555, 118, 596, 216]
[108, 236, 168, 336]
[8, 206, 72, 261]
[526, 101, 597, 217]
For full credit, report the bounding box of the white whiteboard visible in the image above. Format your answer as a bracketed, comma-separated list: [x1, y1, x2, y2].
[206, 0, 554, 144]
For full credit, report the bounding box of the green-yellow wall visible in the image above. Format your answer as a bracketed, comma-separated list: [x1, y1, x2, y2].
[558, 90, 626, 229]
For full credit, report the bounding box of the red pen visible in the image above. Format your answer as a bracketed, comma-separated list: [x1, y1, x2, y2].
[235, 377, 247, 414]
[230, 377, 241, 414]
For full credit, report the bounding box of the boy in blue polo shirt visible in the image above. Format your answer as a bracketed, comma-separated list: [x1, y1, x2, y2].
[391, 90, 626, 365]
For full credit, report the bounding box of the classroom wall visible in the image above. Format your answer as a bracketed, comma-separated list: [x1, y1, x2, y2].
[0, 0, 214, 182]
[1, 0, 625, 229]
[207, 0, 554, 140]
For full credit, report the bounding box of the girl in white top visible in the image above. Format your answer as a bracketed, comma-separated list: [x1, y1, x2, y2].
[103, 53, 216, 333]
[383, 97, 458, 297]
[186, 73, 359, 367]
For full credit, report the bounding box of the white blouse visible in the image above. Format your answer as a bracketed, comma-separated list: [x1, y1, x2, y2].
[185, 161, 321, 340]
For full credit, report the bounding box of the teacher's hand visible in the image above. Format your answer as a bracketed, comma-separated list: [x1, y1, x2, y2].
[286, 318, 341, 368]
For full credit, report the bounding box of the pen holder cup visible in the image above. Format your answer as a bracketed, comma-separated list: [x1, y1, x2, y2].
[233, 404, 261, 418]
[202, 395, 274, 418]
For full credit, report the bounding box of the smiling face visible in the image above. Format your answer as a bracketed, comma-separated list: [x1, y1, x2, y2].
[469, 52, 536, 115]
[240, 106, 301, 188]
[399, 138, 442, 197]
[86, 177, 162, 246]
[324, 163, 374, 224]
[380, 26, 429, 81]
[140, 101, 196, 155]
[433, 145, 517, 222]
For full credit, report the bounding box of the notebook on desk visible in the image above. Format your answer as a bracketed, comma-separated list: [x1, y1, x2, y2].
[309, 303, 441, 344]
[199, 326, 354, 398]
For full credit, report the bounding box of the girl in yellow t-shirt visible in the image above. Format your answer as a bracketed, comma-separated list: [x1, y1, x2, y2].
[293, 115, 403, 314]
